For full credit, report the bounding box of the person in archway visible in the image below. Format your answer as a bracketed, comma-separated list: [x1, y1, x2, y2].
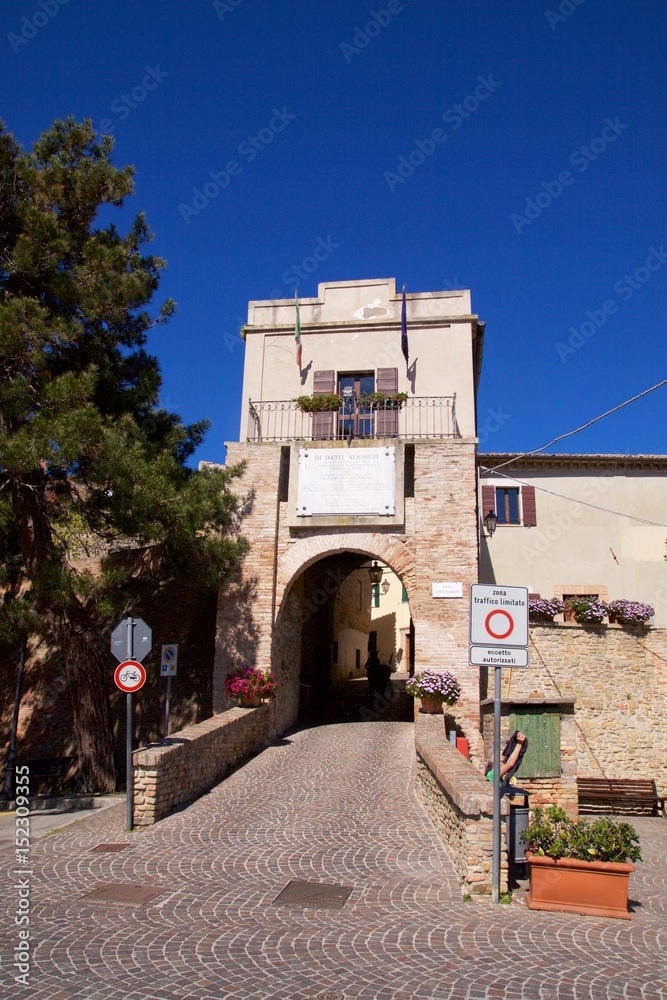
[364, 649, 382, 705]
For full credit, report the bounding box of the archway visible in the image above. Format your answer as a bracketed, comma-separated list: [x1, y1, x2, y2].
[271, 537, 415, 727]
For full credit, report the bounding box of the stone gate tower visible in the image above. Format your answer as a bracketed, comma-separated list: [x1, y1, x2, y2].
[214, 278, 486, 738]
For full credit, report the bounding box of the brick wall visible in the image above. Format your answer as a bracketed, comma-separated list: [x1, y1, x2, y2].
[415, 712, 508, 895]
[215, 439, 480, 731]
[133, 703, 271, 825]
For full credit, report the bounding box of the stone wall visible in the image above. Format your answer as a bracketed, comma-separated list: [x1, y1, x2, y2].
[133, 703, 270, 825]
[415, 713, 508, 895]
[479, 624, 667, 807]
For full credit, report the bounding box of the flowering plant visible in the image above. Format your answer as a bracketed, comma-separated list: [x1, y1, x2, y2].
[607, 599, 654, 627]
[567, 598, 607, 625]
[224, 666, 277, 701]
[405, 669, 460, 706]
[529, 598, 564, 621]
[521, 806, 641, 864]
[294, 393, 342, 412]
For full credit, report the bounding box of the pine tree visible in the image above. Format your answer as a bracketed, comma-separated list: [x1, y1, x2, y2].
[0, 118, 246, 792]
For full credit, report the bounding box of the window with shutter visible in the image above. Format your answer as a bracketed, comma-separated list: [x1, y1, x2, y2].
[376, 367, 399, 437]
[509, 707, 560, 777]
[312, 369, 335, 440]
[481, 483, 537, 527]
[338, 372, 374, 438]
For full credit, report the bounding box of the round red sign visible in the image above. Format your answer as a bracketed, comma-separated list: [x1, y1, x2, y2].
[114, 660, 147, 693]
[484, 609, 514, 640]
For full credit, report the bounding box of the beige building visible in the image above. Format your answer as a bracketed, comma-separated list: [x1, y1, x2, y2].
[479, 453, 667, 628]
[215, 277, 484, 745]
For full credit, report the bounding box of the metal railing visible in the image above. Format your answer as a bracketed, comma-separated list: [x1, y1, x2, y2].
[246, 396, 459, 442]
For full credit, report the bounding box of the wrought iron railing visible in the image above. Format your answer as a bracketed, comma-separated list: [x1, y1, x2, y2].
[246, 396, 458, 442]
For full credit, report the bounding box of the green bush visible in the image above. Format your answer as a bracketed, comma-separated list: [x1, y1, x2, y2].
[521, 805, 641, 864]
[294, 393, 342, 412]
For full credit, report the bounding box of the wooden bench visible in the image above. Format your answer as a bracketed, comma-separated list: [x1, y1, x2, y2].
[577, 777, 665, 817]
[18, 757, 74, 793]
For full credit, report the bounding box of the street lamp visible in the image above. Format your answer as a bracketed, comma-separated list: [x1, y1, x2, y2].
[367, 561, 383, 586]
[484, 510, 498, 537]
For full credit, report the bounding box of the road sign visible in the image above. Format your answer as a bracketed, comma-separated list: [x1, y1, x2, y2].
[114, 660, 147, 693]
[469, 646, 528, 668]
[470, 584, 529, 648]
[160, 644, 178, 677]
[110, 618, 152, 663]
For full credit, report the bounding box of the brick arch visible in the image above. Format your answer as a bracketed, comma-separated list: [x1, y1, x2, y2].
[275, 532, 415, 622]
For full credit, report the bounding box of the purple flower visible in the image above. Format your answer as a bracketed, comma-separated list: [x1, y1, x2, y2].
[406, 670, 461, 706]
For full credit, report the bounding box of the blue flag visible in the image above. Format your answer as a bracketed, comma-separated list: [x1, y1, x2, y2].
[401, 285, 409, 367]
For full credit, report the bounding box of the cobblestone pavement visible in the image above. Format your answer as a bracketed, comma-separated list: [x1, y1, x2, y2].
[1, 720, 666, 1000]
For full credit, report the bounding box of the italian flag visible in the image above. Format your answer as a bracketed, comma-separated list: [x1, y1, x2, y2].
[295, 292, 302, 368]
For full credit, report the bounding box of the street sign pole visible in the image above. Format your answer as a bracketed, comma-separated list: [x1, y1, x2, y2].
[469, 584, 529, 905]
[492, 664, 502, 904]
[110, 617, 152, 833]
[164, 676, 171, 738]
[126, 621, 134, 833]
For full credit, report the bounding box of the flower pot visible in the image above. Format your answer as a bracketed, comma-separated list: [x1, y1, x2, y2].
[420, 695, 443, 714]
[239, 694, 262, 708]
[525, 852, 634, 919]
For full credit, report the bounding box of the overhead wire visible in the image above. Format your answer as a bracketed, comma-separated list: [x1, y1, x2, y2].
[483, 378, 667, 474]
[479, 464, 667, 528]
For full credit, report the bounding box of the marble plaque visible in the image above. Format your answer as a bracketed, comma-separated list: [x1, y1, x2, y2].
[296, 448, 395, 516]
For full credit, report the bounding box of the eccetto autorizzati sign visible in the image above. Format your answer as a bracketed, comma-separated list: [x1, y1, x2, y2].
[296, 447, 396, 516]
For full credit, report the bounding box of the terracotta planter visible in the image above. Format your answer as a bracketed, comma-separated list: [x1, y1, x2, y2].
[526, 851, 634, 919]
[239, 694, 262, 708]
[419, 695, 443, 714]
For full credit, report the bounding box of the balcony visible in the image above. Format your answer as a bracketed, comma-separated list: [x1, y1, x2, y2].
[246, 396, 459, 443]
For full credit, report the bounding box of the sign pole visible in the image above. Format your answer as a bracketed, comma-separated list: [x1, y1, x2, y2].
[491, 663, 502, 904]
[164, 676, 171, 738]
[126, 619, 135, 832]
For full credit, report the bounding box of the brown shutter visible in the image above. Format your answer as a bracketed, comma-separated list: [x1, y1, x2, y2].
[376, 367, 399, 436]
[481, 484, 496, 519]
[376, 368, 398, 393]
[521, 485, 537, 526]
[312, 369, 335, 440]
[313, 370, 335, 395]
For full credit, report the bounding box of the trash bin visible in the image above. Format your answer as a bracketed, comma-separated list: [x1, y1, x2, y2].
[506, 801, 530, 864]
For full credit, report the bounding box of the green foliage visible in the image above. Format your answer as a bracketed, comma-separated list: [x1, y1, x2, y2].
[294, 393, 342, 412]
[358, 391, 408, 408]
[521, 806, 642, 864]
[0, 116, 247, 789]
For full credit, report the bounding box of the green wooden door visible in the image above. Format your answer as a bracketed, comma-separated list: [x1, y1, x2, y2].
[509, 707, 560, 777]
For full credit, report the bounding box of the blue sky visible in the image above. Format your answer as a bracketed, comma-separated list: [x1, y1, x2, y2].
[2, 0, 666, 464]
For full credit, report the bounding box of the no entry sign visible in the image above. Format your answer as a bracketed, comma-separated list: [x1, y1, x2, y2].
[114, 660, 147, 693]
[469, 584, 529, 648]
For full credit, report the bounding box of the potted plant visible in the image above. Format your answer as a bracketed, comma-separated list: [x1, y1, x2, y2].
[405, 669, 461, 713]
[294, 393, 342, 412]
[521, 805, 641, 919]
[224, 666, 277, 707]
[357, 391, 408, 410]
[565, 598, 607, 625]
[607, 599, 654, 627]
[529, 598, 565, 623]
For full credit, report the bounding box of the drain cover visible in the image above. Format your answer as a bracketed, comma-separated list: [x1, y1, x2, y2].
[89, 843, 131, 853]
[271, 879, 352, 910]
[79, 883, 165, 906]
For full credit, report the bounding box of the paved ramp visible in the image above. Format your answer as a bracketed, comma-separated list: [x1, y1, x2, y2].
[2, 720, 666, 999]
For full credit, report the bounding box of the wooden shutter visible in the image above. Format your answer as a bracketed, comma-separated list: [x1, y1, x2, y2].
[509, 707, 560, 778]
[521, 485, 537, 526]
[376, 367, 399, 437]
[312, 369, 335, 440]
[481, 484, 496, 519]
